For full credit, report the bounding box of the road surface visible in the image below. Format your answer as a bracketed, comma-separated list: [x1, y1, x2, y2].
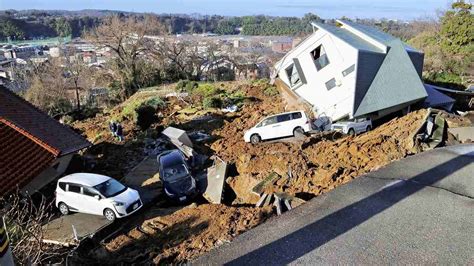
[195, 144, 474, 265]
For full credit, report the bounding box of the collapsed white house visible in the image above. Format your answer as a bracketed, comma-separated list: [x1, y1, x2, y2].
[273, 19, 454, 123]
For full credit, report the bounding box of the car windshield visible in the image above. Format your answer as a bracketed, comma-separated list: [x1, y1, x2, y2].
[93, 179, 127, 198]
[163, 163, 189, 181]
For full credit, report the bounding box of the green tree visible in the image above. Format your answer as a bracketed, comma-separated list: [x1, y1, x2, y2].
[54, 17, 72, 37]
[440, 1, 474, 53]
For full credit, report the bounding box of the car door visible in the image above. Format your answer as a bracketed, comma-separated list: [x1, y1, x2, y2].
[256, 116, 278, 140]
[81, 186, 105, 215]
[65, 183, 83, 211]
[276, 113, 293, 137]
[291, 112, 305, 132]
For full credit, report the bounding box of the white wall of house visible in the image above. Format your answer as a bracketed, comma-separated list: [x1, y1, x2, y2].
[275, 28, 359, 121]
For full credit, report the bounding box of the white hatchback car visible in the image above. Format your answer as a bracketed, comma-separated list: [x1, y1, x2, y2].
[55, 173, 143, 221]
[244, 110, 311, 144]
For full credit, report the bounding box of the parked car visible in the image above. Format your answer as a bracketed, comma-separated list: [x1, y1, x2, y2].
[331, 118, 372, 135]
[157, 149, 198, 202]
[244, 110, 312, 144]
[55, 173, 142, 221]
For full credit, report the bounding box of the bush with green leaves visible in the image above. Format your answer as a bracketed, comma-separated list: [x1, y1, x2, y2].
[118, 96, 166, 129]
[193, 83, 220, 97]
[264, 86, 279, 96]
[203, 96, 223, 109]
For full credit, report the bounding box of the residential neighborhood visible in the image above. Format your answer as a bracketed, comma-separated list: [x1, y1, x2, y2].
[0, 1, 473, 265]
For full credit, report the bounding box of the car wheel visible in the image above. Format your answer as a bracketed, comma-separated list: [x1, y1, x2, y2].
[250, 134, 261, 144]
[348, 128, 356, 136]
[366, 125, 372, 132]
[58, 202, 69, 215]
[293, 127, 305, 138]
[104, 208, 116, 222]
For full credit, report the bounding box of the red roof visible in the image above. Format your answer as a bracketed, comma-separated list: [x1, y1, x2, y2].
[0, 87, 91, 155]
[0, 121, 56, 196]
[0, 87, 91, 196]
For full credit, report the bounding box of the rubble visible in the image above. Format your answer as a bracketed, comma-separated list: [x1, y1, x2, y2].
[202, 157, 227, 204]
[70, 80, 472, 264]
[102, 204, 272, 264]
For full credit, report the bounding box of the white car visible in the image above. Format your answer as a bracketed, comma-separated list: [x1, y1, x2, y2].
[331, 118, 372, 135]
[244, 110, 312, 144]
[55, 173, 143, 221]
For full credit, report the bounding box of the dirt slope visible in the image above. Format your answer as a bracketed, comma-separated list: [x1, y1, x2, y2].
[104, 204, 272, 264]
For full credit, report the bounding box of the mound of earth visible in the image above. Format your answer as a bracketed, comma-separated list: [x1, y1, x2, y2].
[103, 204, 272, 264]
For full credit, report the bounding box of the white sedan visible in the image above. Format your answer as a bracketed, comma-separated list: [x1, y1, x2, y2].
[55, 173, 142, 221]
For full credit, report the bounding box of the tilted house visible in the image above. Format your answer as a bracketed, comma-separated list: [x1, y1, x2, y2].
[0, 86, 91, 197]
[274, 20, 429, 122]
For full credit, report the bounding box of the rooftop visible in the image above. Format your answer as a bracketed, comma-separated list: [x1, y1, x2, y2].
[0, 86, 91, 156]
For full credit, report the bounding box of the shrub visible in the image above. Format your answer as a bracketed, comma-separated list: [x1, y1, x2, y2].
[203, 96, 223, 109]
[185, 81, 199, 92]
[264, 86, 279, 96]
[223, 90, 246, 107]
[175, 79, 190, 92]
[118, 96, 166, 130]
[194, 83, 220, 97]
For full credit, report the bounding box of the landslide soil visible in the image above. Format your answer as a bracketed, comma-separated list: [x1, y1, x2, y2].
[103, 204, 272, 264]
[211, 89, 429, 202]
[73, 81, 439, 264]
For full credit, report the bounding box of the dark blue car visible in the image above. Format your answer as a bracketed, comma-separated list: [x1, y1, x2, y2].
[157, 149, 198, 202]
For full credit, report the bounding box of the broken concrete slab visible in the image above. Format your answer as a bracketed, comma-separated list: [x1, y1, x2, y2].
[122, 156, 162, 205]
[263, 194, 273, 207]
[448, 127, 474, 143]
[273, 195, 282, 216]
[42, 213, 111, 247]
[251, 172, 280, 195]
[162, 127, 193, 148]
[202, 156, 227, 204]
[256, 193, 268, 208]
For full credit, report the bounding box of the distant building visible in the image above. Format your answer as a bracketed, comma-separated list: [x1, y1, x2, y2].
[271, 41, 293, 53]
[0, 87, 91, 197]
[49, 47, 61, 58]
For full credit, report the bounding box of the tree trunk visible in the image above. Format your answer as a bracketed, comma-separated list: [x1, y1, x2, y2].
[74, 80, 81, 111]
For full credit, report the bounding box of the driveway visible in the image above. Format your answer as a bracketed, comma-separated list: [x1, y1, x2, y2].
[194, 144, 474, 265]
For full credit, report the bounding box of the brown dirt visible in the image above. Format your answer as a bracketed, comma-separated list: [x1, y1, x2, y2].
[212, 95, 428, 202]
[73, 80, 459, 264]
[103, 204, 272, 264]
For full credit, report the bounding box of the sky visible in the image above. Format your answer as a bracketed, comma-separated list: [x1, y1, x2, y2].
[0, 0, 453, 20]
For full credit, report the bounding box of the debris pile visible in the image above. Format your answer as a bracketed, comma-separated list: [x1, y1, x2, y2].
[103, 204, 272, 264]
[69, 80, 472, 264]
[214, 109, 430, 202]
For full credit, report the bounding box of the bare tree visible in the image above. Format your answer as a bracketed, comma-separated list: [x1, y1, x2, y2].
[24, 59, 71, 116]
[87, 15, 164, 99]
[0, 193, 65, 264]
[63, 47, 90, 111]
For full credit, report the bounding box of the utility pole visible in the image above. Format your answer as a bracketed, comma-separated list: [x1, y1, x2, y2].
[0, 216, 14, 266]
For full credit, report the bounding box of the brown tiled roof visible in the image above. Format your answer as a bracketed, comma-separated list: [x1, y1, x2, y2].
[0, 121, 55, 196]
[0, 86, 91, 155]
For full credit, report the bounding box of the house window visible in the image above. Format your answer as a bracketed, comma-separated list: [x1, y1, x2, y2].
[311, 45, 330, 71]
[342, 64, 355, 76]
[325, 78, 337, 90]
[285, 64, 302, 88]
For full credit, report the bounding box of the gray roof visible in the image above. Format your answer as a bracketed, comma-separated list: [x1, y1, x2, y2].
[339, 20, 423, 54]
[353, 40, 427, 117]
[312, 22, 384, 53]
[423, 84, 455, 108]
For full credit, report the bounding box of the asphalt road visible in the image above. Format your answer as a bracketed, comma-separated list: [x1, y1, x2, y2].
[194, 144, 474, 265]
